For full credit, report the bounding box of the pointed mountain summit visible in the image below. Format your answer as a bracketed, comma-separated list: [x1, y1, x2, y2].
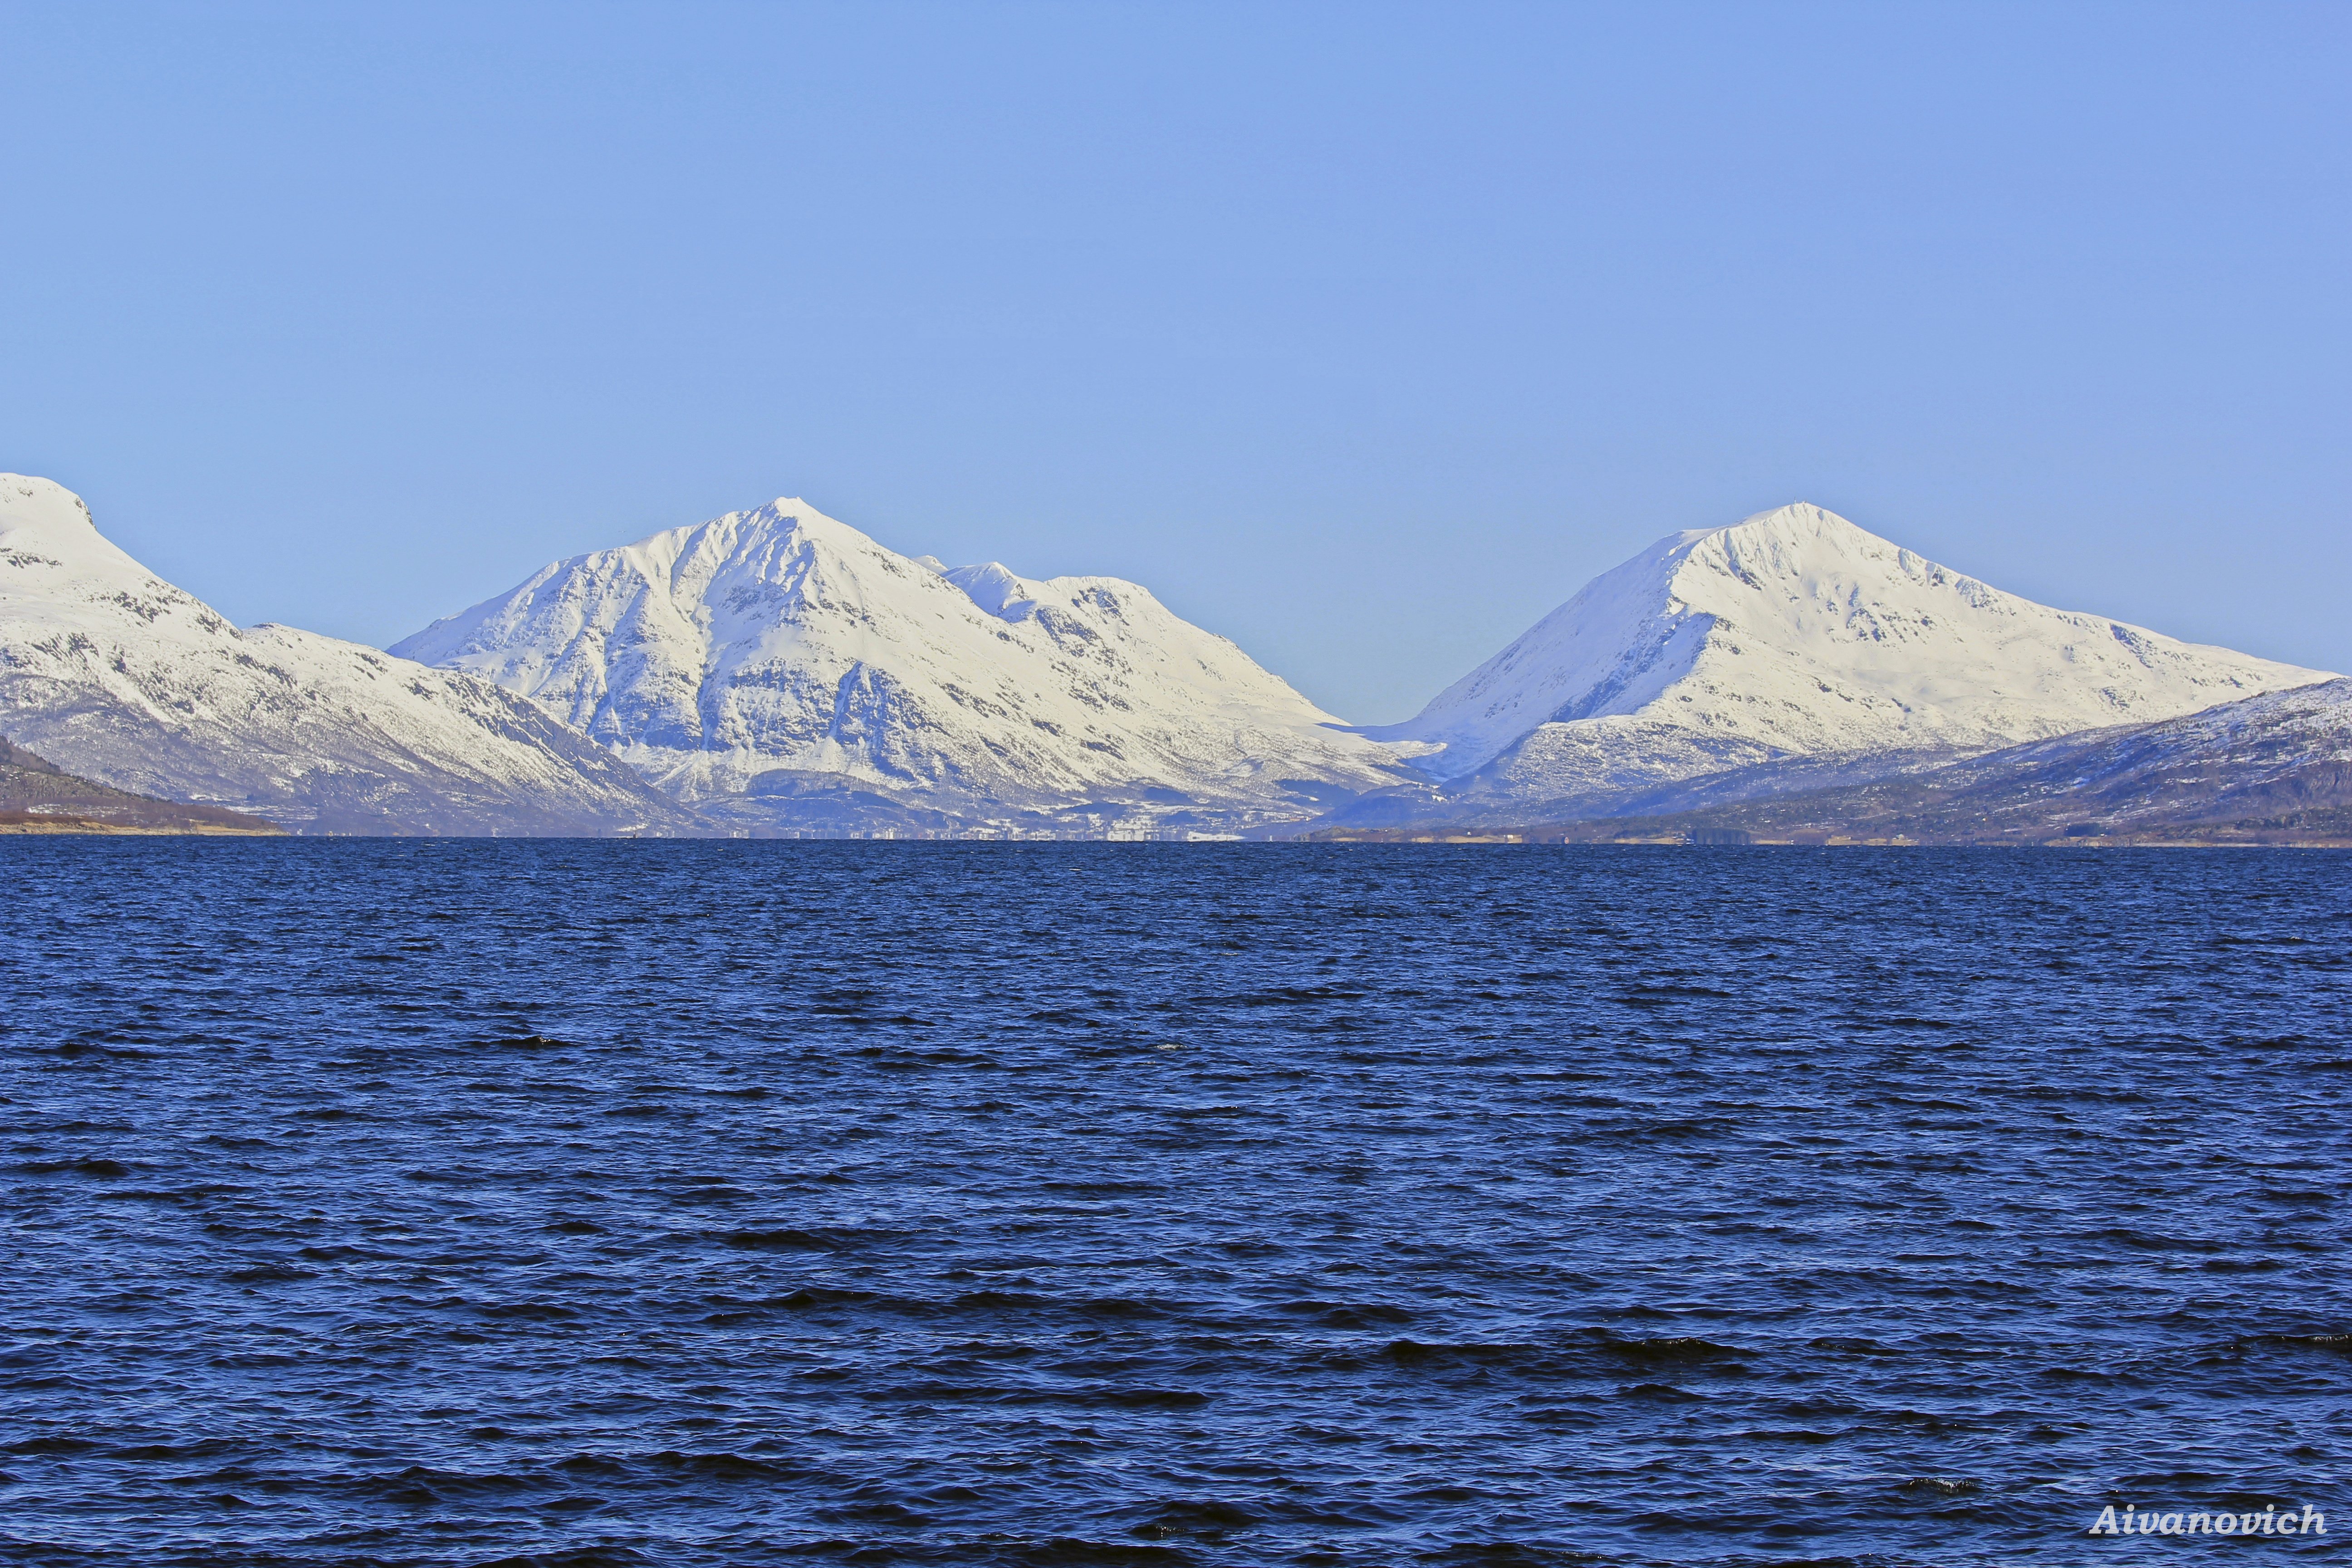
[393, 498, 1424, 834]
[0, 475, 699, 834]
[1349, 502, 2330, 823]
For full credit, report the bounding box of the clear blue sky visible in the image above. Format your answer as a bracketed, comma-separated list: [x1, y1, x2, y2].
[5, 1, 2345, 722]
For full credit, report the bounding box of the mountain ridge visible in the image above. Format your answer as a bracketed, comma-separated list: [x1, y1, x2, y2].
[393, 497, 1431, 836]
[1317, 677, 2352, 848]
[0, 475, 702, 836]
[1326, 502, 2331, 827]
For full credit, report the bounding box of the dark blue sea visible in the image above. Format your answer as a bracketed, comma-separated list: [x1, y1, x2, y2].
[4, 842, 2348, 1567]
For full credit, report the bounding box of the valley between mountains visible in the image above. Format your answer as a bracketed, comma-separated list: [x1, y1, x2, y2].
[1, 472, 2342, 840]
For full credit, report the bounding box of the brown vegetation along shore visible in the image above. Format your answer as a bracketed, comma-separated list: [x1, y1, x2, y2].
[0, 737, 283, 836]
[1307, 770, 2352, 848]
[1312, 807, 2352, 848]
[0, 810, 283, 836]
[1311, 823, 2352, 848]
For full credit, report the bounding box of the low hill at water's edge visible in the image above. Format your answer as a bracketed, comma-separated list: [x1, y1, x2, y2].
[0, 736, 284, 835]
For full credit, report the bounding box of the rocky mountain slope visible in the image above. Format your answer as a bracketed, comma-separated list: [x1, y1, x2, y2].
[0, 475, 701, 835]
[1338, 502, 2329, 825]
[0, 735, 282, 834]
[1944, 675, 2352, 837]
[1352, 677, 2352, 847]
[394, 497, 1427, 835]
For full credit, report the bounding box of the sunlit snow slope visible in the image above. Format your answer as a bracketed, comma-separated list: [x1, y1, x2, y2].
[393, 498, 1425, 834]
[1356, 503, 2330, 819]
[0, 476, 699, 835]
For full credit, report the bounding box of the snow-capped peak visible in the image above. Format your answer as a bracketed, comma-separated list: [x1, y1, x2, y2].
[2, 474, 142, 569]
[0, 475, 698, 834]
[394, 495, 1425, 827]
[1371, 501, 2333, 796]
[944, 561, 1044, 622]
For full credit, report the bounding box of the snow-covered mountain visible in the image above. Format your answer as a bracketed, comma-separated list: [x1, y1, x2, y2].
[0, 475, 700, 835]
[1343, 502, 2330, 823]
[392, 497, 1426, 835]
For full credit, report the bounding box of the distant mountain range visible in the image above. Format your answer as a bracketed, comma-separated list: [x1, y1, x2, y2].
[0, 473, 2339, 839]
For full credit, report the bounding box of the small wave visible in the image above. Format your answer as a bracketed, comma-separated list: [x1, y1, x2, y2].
[717, 1226, 846, 1251]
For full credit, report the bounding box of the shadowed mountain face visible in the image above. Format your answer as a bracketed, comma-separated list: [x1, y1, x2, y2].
[1327, 679, 2352, 847]
[1695, 676, 2352, 844]
[0, 737, 281, 835]
[392, 497, 1431, 837]
[0, 475, 703, 837]
[1328, 503, 2331, 829]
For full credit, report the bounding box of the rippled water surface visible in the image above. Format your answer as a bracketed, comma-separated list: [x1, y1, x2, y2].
[4, 841, 2350, 1567]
